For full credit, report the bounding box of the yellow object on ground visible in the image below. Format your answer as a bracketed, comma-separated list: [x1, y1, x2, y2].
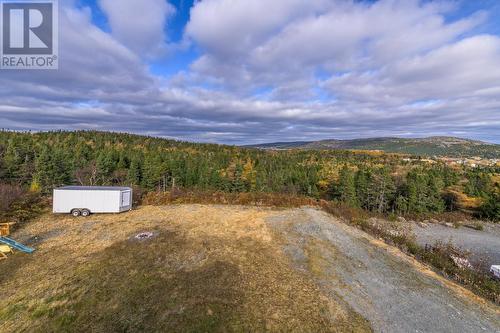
[0, 244, 12, 260]
[0, 222, 16, 236]
[0, 244, 12, 253]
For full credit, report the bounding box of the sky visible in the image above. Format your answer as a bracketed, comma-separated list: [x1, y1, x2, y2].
[1, 0, 500, 144]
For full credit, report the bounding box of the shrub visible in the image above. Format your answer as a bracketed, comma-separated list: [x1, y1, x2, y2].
[318, 200, 368, 223]
[477, 193, 500, 222]
[142, 189, 317, 208]
[0, 183, 24, 215]
[6, 192, 46, 223]
[0, 183, 45, 224]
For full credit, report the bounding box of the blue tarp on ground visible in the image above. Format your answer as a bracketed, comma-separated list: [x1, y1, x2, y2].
[0, 237, 35, 253]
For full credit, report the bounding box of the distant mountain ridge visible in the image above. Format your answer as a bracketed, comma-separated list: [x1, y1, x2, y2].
[246, 136, 500, 158]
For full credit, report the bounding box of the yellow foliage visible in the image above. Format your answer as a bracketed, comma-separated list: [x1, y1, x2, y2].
[241, 158, 257, 190]
[492, 174, 500, 191]
[446, 189, 483, 209]
[350, 150, 385, 156]
[317, 162, 339, 190]
[29, 178, 41, 193]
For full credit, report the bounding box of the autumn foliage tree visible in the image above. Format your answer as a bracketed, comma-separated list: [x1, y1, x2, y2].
[0, 130, 497, 219]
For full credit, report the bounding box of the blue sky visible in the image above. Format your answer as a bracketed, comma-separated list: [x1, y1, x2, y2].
[1, 0, 500, 144]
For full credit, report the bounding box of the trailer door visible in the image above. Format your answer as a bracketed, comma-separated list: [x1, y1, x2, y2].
[121, 190, 131, 208]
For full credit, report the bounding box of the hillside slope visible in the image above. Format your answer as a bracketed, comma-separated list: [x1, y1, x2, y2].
[0, 205, 369, 333]
[268, 208, 500, 333]
[1, 205, 498, 332]
[248, 137, 500, 158]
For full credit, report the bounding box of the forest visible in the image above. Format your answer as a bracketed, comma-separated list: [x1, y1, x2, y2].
[0, 130, 498, 222]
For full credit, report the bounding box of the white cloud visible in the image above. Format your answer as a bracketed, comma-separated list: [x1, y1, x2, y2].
[1, 0, 500, 144]
[185, 0, 486, 93]
[0, 4, 158, 112]
[98, 0, 175, 58]
[186, 0, 330, 57]
[325, 35, 500, 104]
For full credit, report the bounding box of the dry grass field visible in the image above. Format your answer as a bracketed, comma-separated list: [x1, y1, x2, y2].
[0, 205, 369, 333]
[1, 204, 499, 332]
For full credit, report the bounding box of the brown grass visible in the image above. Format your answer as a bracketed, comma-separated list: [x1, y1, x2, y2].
[3, 187, 497, 327]
[0, 205, 370, 332]
[139, 190, 499, 304]
[0, 183, 46, 225]
[0, 183, 24, 215]
[143, 189, 317, 207]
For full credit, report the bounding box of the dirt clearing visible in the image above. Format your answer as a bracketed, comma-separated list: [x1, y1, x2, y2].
[267, 208, 500, 333]
[0, 205, 368, 333]
[1, 205, 498, 332]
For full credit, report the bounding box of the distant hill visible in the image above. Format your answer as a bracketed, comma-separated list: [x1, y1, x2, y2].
[246, 137, 500, 158]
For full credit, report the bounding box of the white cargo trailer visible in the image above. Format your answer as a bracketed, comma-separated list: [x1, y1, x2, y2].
[53, 186, 132, 217]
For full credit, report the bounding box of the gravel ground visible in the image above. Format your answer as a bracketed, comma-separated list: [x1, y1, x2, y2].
[412, 223, 500, 268]
[267, 208, 500, 333]
[3, 205, 498, 332]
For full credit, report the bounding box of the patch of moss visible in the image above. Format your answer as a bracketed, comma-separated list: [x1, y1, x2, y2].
[0, 303, 28, 321]
[31, 304, 54, 319]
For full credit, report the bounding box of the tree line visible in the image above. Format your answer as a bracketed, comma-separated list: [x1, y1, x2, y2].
[0, 130, 498, 220]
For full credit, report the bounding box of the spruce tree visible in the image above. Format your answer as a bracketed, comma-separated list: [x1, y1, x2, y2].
[339, 165, 358, 207]
[127, 158, 142, 185]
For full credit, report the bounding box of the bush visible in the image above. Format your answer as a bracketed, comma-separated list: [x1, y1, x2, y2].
[416, 242, 500, 303]
[131, 185, 146, 207]
[142, 189, 317, 208]
[0, 183, 24, 215]
[7, 192, 46, 223]
[477, 193, 500, 222]
[318, 200, 368, 223]
[405, 210, 471, 224]
[0, 183, 45, 224]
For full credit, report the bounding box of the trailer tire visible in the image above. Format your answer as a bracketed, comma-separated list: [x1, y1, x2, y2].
[71, 209, 81, 217]
[81, 209, 91, 217]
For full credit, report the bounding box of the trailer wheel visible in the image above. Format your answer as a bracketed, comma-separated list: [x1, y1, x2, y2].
[81, 209, 91, 217]
[71, 209, 81, 217]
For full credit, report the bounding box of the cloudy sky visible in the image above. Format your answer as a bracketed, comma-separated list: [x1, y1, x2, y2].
[1, 0, 500, 144]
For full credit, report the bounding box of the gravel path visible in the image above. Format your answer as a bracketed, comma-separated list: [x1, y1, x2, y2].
[266, 208, 500, 333]
[412, 223, 500, 267]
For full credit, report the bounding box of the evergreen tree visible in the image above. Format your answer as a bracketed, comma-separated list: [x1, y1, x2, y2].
[406, 169, 428, 213]
[141, 154, 164, 190]
[371, 167, 395, 213]
[127, 157, 142, 185]
[0, 130, 496, 218]
[338, 165, 358, 206]
[395, 195, 408, 215]
[479, 192, 500, 222]
[96, 151, 115, 183]
[427, 173, 445, 212]
[355, 167, 370, 209]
